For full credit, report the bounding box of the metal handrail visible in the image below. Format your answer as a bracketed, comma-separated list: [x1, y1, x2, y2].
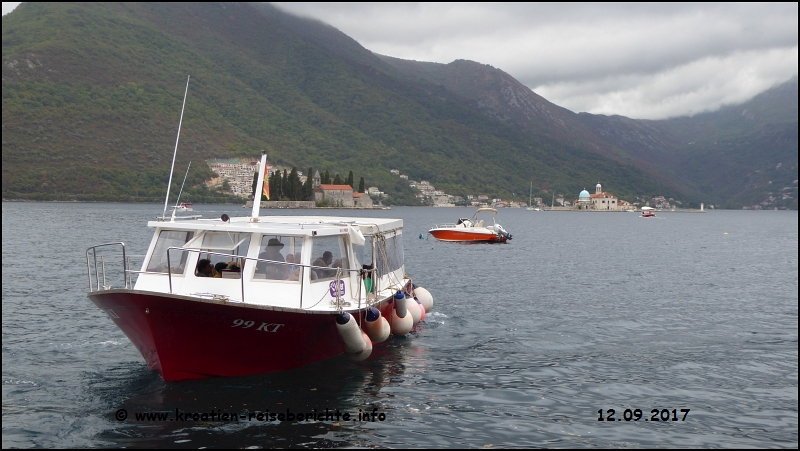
[86, 242, 128, 292]
[165, 246, 373, 308]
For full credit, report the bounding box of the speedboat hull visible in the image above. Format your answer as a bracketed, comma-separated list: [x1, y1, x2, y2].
[89, 289, 392, 381]
[428, 228, 507, 243]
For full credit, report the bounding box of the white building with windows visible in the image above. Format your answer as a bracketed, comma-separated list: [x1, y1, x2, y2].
[586, 182, 619, 210]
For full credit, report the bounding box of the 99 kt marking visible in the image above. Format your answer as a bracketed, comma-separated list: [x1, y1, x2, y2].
[598, 408, 690, 422]
[231, 319, 284, 332]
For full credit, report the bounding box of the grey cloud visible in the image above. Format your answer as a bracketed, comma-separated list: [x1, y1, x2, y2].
[274, 3, 799, 118]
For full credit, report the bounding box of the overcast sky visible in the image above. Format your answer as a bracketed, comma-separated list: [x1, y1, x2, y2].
[4, 2, 797, 119]
[272, 3, 797, 120]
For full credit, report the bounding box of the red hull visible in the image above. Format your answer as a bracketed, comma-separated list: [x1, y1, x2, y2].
[428, 229, 506, 243]
[88, 290, 392, 381]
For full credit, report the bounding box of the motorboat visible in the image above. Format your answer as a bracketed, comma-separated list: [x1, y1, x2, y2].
[84, 83, 434, 381]
[428, 207, 512, 243]
[641, 206, 656, 218]
[86, 153, 434, 381]
[177, 202, 193, 212]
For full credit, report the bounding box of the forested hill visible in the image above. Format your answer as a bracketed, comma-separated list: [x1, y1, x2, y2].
[375, 56, 798, 209]
[2, 3, 796, 208]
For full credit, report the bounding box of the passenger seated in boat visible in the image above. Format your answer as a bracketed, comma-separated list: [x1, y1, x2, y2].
[196, 259, 214, 277]
[311, 251, 334, 278]
[312, 256, 328, 279]
[256, 238, 287, 279]
[213, 262, 227, 278]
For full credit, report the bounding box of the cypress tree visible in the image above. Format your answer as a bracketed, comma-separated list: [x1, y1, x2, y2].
[346, 171, 354, 188]
[333, 173, 343, 185]
[322, 170, 330, 184]
[268, 171, 277, 201]
[303, 167, 314, 200]
[288, 167, 300, 200]
[282, 169, 288, 200]
[358, 177, 365, 193]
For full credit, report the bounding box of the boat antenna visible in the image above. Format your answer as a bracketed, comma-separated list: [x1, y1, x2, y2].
[171, 161, 192, 218]
[251, 150, 268, 222]
[162, 75, 190, 220]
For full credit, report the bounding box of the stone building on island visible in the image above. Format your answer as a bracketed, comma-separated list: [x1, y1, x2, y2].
[312, 171, 373, 208]
[577, 182, 619, 210]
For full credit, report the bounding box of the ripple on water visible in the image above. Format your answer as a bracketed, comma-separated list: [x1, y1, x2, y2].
[2, 204, 797, 447]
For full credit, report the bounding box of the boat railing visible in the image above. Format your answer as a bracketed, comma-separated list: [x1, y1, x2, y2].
[165, 246, 375, 308]
[432, 223, 458, 229]
[86, 242, 134, 292]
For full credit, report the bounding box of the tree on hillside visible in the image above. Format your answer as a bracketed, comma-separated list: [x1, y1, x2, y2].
[303, 167, 314, 200]
[268, 170, 280, 200]
[322, 171, 331, 184]
[346, 171, 354, 188]
[333, 173, 343, 185]
[358, 177, 365, 193]
[287, 167, 301, 200]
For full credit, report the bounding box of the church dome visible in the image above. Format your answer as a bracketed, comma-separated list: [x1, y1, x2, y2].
[579, 189, 590, 199]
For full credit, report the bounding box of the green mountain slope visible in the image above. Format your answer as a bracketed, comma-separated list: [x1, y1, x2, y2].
[2, 3, 794, 209]
[573, 78, 798, 209]
[375, 54, 798, 209]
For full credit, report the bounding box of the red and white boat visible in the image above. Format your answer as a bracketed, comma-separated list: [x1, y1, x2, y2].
[641, 206, 656, 218]
[427, 207, 512, 243]
[176, 202, 193, 212]
[87, 154, 434, 381]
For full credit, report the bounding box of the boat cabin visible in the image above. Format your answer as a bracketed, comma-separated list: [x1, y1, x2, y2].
[132, 215, 405, 311]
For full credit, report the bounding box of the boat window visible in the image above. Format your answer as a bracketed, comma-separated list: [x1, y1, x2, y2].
[376, 232, 404, 276]
[254, 236, 299, 281]
[309, 235, 349, 282]
[353, 236, 374, 269]
[146, 230, 195, 274]
[196, 232, 251, 279]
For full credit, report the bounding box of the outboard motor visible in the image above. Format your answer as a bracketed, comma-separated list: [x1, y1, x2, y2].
[495, 224, 512, 241]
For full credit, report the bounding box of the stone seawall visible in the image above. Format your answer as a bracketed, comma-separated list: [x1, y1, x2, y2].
[244, 201, 316, 209]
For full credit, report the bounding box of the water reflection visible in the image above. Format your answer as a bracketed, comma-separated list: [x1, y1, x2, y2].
[91, 337, 414, 448]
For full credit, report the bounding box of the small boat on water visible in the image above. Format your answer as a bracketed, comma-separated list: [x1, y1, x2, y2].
[641, 206, 656, 218]
[428, 207, 512, 243]
[85, 80, 434, 381]
[177, 202, 193, 212]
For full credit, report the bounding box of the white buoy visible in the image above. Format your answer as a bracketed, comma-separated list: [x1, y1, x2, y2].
[348, 332, 373, 361]
[390, 303, 413, 335]
[364, 307, 390, 343]
[335, 312, 366, 354]
[406, 296, 421, 325]
[414, 286, 434, 312]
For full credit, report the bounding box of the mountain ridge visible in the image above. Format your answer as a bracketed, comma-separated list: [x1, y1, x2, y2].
[2, 2, 796, 208]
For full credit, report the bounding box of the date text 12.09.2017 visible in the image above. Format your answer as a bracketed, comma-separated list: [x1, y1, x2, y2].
[598, 408, 690, 422]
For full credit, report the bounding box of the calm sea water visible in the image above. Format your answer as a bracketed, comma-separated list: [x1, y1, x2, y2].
[2, 202, 797, 448]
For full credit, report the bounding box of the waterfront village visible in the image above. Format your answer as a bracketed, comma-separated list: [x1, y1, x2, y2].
[205, 158, 695, 210]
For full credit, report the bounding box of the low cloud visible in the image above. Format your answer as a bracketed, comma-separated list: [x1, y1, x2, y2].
[274, 2, 798, 119]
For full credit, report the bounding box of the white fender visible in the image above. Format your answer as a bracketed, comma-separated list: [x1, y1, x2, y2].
[414, 286, 434, 312]
[335, 312, 366, 354]
[393, 291, 407, 318]
[406, 296, 421, 325]
[390, 305, 414, 335]
[348, 332, 373, 361]
[364, 307, 390, 343]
